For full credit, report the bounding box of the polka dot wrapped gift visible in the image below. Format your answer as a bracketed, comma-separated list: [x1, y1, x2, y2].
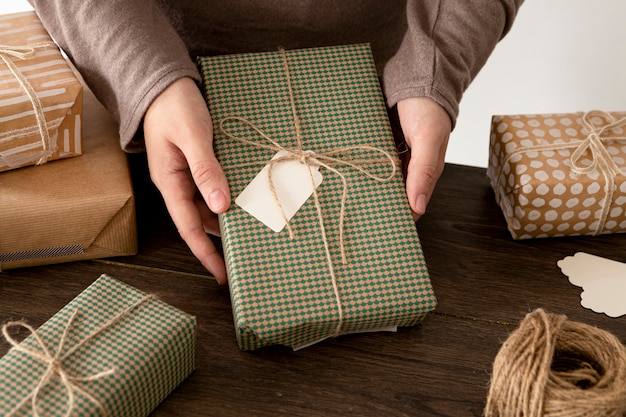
[0, 275, 196, 416]
[198, 44, 436, 351]
[487, 110, 626, 239]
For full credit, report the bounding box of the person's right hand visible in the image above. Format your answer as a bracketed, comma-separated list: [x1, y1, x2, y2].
[143, 77, 230, 284]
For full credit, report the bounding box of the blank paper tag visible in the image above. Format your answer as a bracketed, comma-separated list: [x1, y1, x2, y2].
[557, 252, 626, 318]
[235, 150, 323, 232]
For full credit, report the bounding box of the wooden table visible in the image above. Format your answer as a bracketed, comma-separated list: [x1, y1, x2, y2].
[2, 154, 625, 416]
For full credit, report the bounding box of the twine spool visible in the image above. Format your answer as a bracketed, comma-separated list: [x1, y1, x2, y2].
[485, 309, 626, 417]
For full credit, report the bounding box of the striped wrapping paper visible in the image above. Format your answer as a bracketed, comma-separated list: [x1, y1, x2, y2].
[0, 11, 82, 172]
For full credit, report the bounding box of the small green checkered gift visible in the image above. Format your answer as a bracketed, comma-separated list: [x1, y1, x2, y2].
[198, 44, 436, 351]
[0, 275, 196, 416]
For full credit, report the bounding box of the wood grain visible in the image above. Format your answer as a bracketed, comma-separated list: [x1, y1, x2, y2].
[2, 153, 626, 416]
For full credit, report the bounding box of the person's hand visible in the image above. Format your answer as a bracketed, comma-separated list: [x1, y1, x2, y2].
[143, 77, 230, 284]
[396, 97, 451, 219]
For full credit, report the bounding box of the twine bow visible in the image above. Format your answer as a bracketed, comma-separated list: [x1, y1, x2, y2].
[0, 42, 57, 166]
[2, 294, 155, 417]
[219, 48, 397, 336]
[498, 110, 626, 235]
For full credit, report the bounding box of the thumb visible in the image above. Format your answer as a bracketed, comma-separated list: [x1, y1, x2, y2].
[397, 97, 451, 217]
[174, 80, 231, 214]
[186, 145, 231, 214]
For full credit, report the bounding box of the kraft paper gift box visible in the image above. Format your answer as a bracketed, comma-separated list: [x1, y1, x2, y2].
[0, 274, 196, 416]
[487, 110, 626, 240]
[198, 44, 437, 351]
[0, 11, 83, 172]
[0, 86, 137, 270]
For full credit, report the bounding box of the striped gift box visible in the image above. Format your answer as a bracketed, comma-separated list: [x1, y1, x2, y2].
[0, 11, 82, 172]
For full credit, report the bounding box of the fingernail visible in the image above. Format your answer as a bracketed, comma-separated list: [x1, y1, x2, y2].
[209, 190, 227, 212]
[415, 194, 427, 215]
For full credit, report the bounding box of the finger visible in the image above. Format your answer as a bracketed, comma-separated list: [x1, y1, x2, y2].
[175, 84, 232, 214]
[148, 149, 228, 283]
[405, 134, 448, 217]
[194, 194, 221, 236]
[188, 152, 231, 214]
[143, 77, 229, 283]
[397, 97, 451, 218]
[161, 175, 228, 284]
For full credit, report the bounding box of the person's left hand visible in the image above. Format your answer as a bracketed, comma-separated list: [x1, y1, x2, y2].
[396, 97, 452, 219]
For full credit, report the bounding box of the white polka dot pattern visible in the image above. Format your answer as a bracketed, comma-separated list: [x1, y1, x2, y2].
[487, 111, 626, 239]
[198, 44, 436, 350]
[0, 275, 196, 416]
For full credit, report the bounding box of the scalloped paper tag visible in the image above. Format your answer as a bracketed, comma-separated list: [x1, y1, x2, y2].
[557, 252, 626, 318]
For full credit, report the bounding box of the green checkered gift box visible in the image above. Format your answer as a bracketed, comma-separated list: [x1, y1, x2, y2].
[0, 275, 196, 416]
[198, 44, 436, 351]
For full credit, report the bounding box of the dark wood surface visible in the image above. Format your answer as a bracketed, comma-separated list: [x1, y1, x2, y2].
[2, 153, 626, 417]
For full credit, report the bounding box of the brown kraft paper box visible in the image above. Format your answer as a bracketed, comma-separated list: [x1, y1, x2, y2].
[0, 87, 137, 270]
[487, 110, 626, 239]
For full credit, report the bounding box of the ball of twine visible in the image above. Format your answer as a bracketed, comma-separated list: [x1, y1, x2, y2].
[484, 308, 626, 417]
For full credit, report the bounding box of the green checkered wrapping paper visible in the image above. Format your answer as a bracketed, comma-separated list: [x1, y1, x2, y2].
[198, 44, 436, 351]
[0, 274, 196, 416]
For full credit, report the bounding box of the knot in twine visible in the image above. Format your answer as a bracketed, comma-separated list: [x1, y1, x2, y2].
[485, 308, 626, 417]
[570, 110, 626, 177]
[2, 294, 155, 417]
[0, 42, 57, 166]
[498, 110, 626, 235]
[219, 48, 397, 337]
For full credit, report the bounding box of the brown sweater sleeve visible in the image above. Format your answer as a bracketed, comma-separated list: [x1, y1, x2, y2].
[29, 0, 523, 148]
[28, 0, 200, 151]
[382, 0, 524, 128]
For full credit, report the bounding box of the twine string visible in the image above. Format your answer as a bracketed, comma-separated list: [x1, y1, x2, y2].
[2, 294, 155, 417]
[221, 116, 396, 257]
[496, 110, 626, 235]
[572, 111, 626, 234]
[0, 42, 57, 165]
[485, 308, 626, 417]
[219, 48, 397, 336]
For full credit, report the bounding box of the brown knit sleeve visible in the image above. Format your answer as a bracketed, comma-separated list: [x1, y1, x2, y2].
[382, 0, 524, 128]
[28, 0, 201, 151]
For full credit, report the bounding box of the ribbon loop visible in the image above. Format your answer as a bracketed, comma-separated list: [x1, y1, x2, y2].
[219, 115, 397, 184]
[570, 110, 626, 176]
[0, 42, 53, 60]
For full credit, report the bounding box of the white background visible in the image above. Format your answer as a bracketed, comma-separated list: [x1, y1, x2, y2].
[451, 0, 626, 167]
[4, 0, 626, 168]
